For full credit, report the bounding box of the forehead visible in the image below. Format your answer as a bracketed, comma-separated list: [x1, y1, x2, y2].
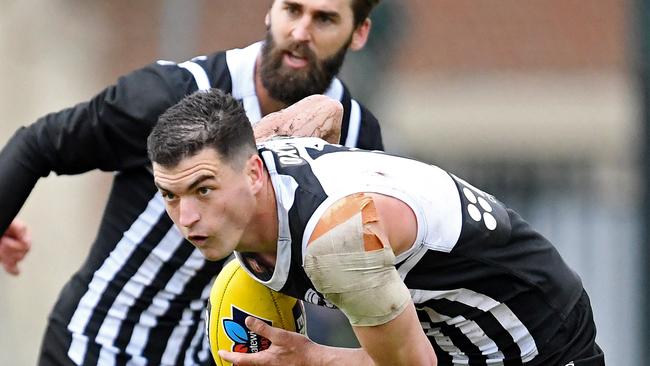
[153, 148, 227, 188]
[273, 0, 354, 14]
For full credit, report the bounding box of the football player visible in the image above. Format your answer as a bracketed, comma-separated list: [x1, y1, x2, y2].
[149, 88, 605, 366]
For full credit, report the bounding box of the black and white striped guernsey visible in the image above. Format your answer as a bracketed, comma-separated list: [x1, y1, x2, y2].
[0, 42, 383, 365]
[236, 137, 584, 366]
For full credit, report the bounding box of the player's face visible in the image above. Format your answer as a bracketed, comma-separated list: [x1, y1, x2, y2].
[260, 0, 369, 105]
[153, 148, 258, 261]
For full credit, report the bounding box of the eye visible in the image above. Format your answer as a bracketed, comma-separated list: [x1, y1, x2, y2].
[315, 14, 335, 25]
[161, 191, 177, 202]
[284, 3, 301, 17]
[197, 187, 212, 197]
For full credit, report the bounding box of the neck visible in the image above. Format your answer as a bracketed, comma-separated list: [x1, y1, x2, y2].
[241, 168, 279, 256]
[254, 55, 288, 117]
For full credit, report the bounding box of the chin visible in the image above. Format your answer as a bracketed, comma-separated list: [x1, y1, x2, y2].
[208, 253, 231, 262]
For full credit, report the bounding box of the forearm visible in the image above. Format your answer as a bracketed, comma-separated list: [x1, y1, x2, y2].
[254, 95, 342, 143]
[0, 130, 42, 234]
[306, 344, 375, 366]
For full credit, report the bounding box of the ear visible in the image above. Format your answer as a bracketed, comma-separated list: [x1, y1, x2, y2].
[349, 18, 371, 51]
[264, 12, 271, 27]
[246, 155, 265, 194]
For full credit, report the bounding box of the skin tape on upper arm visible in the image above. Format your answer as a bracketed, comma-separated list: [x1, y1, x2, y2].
[304, 193, 411, 326]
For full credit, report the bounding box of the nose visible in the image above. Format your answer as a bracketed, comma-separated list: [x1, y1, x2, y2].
[291, 16, 312, 42]
[178, 198, 200, 228]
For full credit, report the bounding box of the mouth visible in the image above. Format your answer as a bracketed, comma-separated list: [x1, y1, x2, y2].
[188, 235, 209, 246]
[283, 50, 309, 68]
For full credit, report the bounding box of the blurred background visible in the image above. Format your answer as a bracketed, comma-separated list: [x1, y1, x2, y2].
[0, 0, 646, 364]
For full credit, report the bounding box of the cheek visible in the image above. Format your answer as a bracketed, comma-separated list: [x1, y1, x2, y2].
[165, 206, 179, 224]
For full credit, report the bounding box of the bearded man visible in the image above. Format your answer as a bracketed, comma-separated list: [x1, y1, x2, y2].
[0, 1, 383, 365]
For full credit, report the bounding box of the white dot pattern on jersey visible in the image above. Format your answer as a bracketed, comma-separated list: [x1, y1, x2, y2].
[462, 185, 497, 231]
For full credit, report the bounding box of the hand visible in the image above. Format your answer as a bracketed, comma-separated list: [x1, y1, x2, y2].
[218, 316, 315, 366]
[254, 95, 343, 144]
[0, 219, 32, 275]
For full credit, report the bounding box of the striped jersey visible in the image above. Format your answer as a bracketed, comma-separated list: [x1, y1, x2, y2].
[236, 137, 584, 366]
[0, 42, 382, 365]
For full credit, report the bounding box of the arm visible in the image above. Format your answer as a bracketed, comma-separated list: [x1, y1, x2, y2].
[218, 295, 436, 366]
[0, 61, 198, 266]
[220, 194, 437, 366]
[254, 95, 343, 144]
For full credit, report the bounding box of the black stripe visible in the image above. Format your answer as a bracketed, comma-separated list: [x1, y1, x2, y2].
[420, 297, 526, 365]
[338, 85, 352, 146]
[402, 248, 561, 356]
[52, 168, 157, 336]
[416, 309, 454, 365]
[142, 259, 225, 365]
[82, 211, 174, 365]
[111, 237, 197, 366]
[174, 305, 206, 365]
[194, 51, 232, 92]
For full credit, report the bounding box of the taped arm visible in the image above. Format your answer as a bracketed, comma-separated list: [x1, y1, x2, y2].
[304, 193, 436, 365]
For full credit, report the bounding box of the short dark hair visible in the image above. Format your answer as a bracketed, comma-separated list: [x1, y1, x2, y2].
[147, 88, 256, 168]
[351, 0, 381, 27]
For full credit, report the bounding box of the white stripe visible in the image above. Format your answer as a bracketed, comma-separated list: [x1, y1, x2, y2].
[125, 248, 207, 365]
[420, 311, 470, 364]
[235, 150, 296, 292]
[183, 282, 214, 365]
[226, 42, 263, 123]
[323, 77, 344, 101]
[412, 288, 538, 363]
[95, 225, 186, 364]
[67, 194, 167, 364]
[344, 99, 361, 147]
[421, 306, 505, 363]
[161, 295, 208, 365]
[178, 61, 211, 91]
[396, 244, 428, 281]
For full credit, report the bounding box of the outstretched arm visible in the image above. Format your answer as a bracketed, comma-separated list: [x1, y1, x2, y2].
[254, 95, 342, 144]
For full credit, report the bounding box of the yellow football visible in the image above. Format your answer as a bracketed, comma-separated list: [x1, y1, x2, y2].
[206, 259, 306, 366]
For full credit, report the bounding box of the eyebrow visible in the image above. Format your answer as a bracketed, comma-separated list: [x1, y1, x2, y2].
[154, 174, 215, 194]
[284, 1, 340, 20]
[314, 9, 339, 20]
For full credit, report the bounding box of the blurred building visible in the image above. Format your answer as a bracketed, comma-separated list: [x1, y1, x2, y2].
[0, 1, 642, 364]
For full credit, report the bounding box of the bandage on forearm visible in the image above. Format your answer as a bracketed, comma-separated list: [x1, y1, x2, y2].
[304, 194, 411, 326]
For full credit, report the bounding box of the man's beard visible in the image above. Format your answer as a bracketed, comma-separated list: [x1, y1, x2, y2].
[259, 30, 351, 105]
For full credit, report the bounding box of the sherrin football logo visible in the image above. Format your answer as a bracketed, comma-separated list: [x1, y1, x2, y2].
[223, 306, 272, 353]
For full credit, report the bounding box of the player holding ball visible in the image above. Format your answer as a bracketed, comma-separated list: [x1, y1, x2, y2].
[149, 88, 605, 366]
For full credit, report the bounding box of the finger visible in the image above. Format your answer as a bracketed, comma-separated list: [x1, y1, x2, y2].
[245, 316, 284, 342]
[5, 219, 26, 237]
[1, 236, 30, 252]
[4, 220, 32, 246]
[2, 260, 20, 276]
[218, 349, 259, 366]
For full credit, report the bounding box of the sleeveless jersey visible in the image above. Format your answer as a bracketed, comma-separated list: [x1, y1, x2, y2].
[236, 137, 584, 366]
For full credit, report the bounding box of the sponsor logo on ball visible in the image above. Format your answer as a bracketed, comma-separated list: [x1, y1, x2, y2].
[223, 306, 272, 353]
